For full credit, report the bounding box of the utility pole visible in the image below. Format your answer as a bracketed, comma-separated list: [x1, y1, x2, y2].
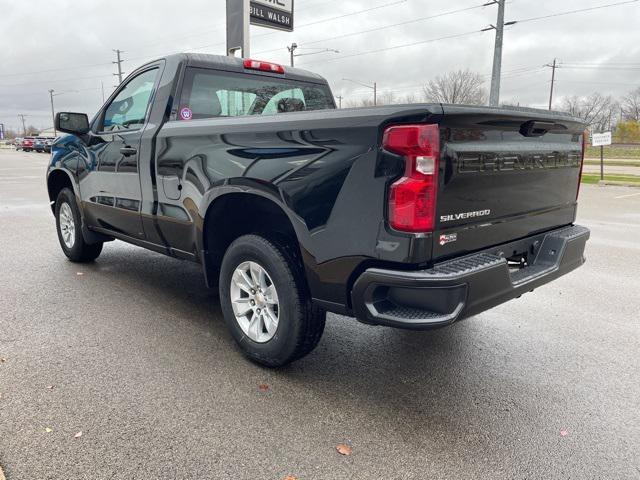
[488, 0, 505, 107]
[48, 89, 56, 136]
[113, 49, 124, 84]
[288, 43, 298, 67]
[342, 78, 377, 106]
[18, 114, 27, 136]
[336, 95, 343, 108]
[546, 58, 558, 110]
[101, 81, 106, 103]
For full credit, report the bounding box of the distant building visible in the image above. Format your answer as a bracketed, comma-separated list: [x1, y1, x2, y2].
[39, 128, 57, 138]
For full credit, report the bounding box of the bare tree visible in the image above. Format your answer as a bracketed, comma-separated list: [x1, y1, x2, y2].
[561, 92, 618, 131]
[422, 70, 487, 105]
[621, 87, 640, 121]
[346, 97, 375, 108]
[378, 91, 396, 105]
[399, 92, 418, 104]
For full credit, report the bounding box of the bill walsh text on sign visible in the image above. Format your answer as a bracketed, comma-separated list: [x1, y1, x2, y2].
[250, 1, 293, 31]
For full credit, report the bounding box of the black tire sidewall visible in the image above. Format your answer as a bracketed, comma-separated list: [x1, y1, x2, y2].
[54, 188, 87, 261]
[219, 235, 304, 366]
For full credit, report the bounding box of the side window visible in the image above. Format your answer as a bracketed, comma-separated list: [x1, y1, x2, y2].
[102, 68, 158, 131]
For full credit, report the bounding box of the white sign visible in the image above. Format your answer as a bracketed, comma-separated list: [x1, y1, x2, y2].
[252, 0, 292, 13]
[591, 131, 612, 147]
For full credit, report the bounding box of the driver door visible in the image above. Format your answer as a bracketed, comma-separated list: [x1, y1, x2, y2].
[80, 67, 159, 239]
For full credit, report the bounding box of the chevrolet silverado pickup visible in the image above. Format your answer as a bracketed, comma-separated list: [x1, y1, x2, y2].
[47, 53, 590, 366]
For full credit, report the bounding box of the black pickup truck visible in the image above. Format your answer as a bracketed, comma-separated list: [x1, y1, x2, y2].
[47, 53, 589, 366]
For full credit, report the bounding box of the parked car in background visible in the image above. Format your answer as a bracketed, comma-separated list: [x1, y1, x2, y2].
[44, 137, 56, 153]
[34, 137, 47, 152]
[21, 137, 35, 152]
[14, 137, 23, 150]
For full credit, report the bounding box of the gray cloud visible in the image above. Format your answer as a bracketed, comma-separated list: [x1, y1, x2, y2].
[1, 0, 638, 131]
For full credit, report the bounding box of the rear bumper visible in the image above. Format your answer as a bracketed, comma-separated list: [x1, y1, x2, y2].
[351, 225, 589, 329]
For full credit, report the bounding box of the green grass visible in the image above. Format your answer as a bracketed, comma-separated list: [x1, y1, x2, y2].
[584, 159, 640, 167]
[581, 173, 640, 185]
[585, 146, 640, 159]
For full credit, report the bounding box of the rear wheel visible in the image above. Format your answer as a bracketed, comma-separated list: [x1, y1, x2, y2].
[219, 234, 325, 367]
[55, 188, 103, 262]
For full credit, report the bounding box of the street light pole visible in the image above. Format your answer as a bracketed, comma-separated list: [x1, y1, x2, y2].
[49, 89, 56, 136]
[287, 43, 298, 67]
[287, 45, 339, 67]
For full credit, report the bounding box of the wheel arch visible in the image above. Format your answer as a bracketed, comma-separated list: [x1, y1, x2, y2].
[200, 191, 307, 290]
[47, 169, 77, 214]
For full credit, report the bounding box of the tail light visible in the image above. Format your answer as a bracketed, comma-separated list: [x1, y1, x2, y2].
[243, 59, 285, 74]
[384, 124, 440, 233]
[577, 129, 588, 199]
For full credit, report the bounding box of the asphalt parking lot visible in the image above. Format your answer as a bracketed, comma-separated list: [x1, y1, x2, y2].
[0, 149, 638, 480]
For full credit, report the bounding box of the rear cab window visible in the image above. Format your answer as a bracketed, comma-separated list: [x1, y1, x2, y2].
[176, 67, 334, 120]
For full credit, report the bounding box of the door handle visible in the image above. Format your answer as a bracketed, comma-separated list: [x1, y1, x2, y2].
[120, 146, 137, 157]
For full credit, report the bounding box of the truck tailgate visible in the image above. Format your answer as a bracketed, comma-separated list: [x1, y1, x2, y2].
[434, 106, 586, 261]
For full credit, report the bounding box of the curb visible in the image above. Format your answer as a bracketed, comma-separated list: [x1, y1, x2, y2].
[598, 180, 640, 188]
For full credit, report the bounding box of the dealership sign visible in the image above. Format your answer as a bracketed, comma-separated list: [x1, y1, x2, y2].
[591, 131, 612, 147]
[250, 0, 293, 32]
[0, 123, 4, 140]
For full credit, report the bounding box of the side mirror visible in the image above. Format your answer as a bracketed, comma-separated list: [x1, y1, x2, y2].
[55, 112, 90, 135]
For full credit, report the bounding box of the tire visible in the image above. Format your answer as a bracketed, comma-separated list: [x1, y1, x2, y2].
[54, 188, 103, 262]
[219, 234, 326, 367]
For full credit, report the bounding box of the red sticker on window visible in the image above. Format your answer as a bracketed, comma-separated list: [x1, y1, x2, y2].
[179, 107, 193, 120]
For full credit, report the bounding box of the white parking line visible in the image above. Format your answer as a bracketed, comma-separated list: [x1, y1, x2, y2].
[614, 192, 640, 199]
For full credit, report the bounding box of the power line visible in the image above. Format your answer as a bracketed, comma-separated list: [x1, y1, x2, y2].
[262, 0, 407, 34]
[124, 0, 341, 55]
[0, 61, 113, 79]
[184, 0, 410, 54]
[560, 64, 640, 70]
[298, 30, 484, 68]
[254, 2, 490, 56]
[511, 0, 639, 24]
[0, 73, 113, 88]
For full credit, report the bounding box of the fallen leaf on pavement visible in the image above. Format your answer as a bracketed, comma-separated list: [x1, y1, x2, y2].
[560, 430, 569, 437]
[0, 358, 6, 363]
[45, 427, 53, 433]
[336, 443, 353, 456]
[258, 384, 269, 392]
[46, 385, 54, 390]
[74, 431, 83, 438]
[283, 476, 298, 480]
[76, 272, 84, 276]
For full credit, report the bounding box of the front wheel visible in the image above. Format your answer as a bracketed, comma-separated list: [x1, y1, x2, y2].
[55, 188, 103, 262]
[219, 234, 325, 367]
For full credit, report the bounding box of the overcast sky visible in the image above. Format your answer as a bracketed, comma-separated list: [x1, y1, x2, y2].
[1, 0, 639, 132]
